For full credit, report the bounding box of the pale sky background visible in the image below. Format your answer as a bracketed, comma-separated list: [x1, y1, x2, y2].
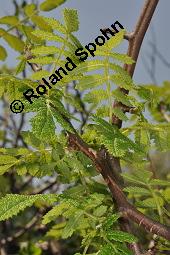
[0, 0, 169, 86]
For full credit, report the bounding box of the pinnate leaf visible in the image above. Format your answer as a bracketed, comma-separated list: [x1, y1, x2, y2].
[0, 194, 57, 221]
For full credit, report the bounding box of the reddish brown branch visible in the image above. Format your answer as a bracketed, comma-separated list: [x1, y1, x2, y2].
[68, 133, 170, 241]
[112, 0, 160, 127]
[124, 0, 159, 77]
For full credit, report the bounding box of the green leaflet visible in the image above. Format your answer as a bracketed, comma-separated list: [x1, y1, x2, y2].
[122, 170, 153, 186]
[0, 164, 16, 175]
[30, 70, 50, 79]
[163, 188, 170, 202]
[25, 97, 74, 140]
[84, 193, 105, 210]
[150, 128, 170, 151]
[46, 222, 66, 238]
[95, 51, 134, 64]
[42, 202, 69, 224]
[3, 33, 24, 52]
[83, 89, 108, 104]
[112, 108, 128, 121]
[107, 230, 137, 243]
[98, 244, 115, 255]
[0, 74, 23, 100]
[32, 30, 64, 43]
[0, 45, 7, 61]
[137, 86, 152, 100]
[0, 16, 19, 26]
[28, 56, 54, 65]
[0, 155, 17, 165]
[76, 75, 107, 91]
[136, 197, 164, 209]
[104, 29, 125, 49]
[19, 25, 44, 43]
[103, 214, 120, 229]
[69, 33, 83, 48]
[62, 210, 83, 239]
[15, 58, 26, 75]
[93, 205, 107, 217]
[31, 107, 56, 140]
[41, 16, 66, 34]
[123, 187, 150, 196]
[31, 45, 61, 55]
[31, 15, 52, 32]
[96, 106, 110, 117]
[110, 73, 134, 90]
[115, 243, 133, 255]
[112, 90, 132, 107]
[150, 179, 170, 186]
[63, 8, 79, 32]
[73, 60, 106, 74]
[0, 194, 58, 221]
[24, 3, 36, 17]
[40, 0, 66, 11]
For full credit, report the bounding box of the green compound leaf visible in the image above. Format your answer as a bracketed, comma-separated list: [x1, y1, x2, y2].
[63, 9, 79, 32]
[0, 194, 58, 221]
[40, 0, 66, 11]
